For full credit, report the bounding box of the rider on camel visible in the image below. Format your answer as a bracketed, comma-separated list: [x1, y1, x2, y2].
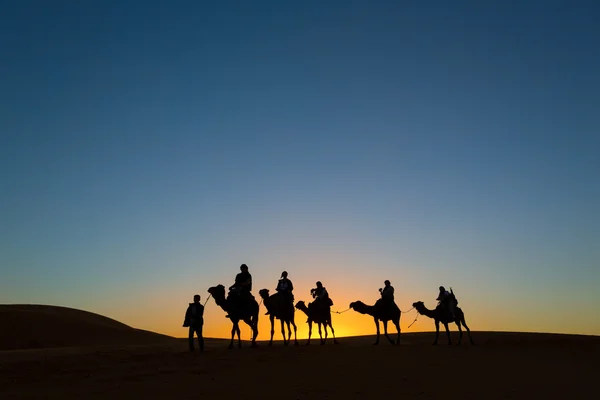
[376, 279, 394, 312]
[266, 271, 294, 315]
[309, 281, 330, 312]
[227, 264, 253, 317]
[230, 264, 252, 295]
[436, 286, 456, 318]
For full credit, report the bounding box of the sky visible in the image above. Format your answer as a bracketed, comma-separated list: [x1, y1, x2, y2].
[1, 0, 599, 339]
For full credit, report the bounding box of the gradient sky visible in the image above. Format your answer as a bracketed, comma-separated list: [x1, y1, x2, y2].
[1, 0, 599, 339]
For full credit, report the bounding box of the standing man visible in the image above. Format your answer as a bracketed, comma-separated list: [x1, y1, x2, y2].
[183, 294, 204, 352]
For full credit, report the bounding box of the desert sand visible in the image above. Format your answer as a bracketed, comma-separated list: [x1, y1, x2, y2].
[1, 305, 598, 399]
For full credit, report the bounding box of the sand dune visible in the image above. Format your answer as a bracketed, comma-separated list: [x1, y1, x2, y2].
[0, 304, 177, 351]
[1, 305, 598, 399]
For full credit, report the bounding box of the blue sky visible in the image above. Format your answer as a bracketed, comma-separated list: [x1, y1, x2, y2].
[1, 0, 599, 337]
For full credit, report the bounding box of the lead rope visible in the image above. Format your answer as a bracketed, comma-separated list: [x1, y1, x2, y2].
[203, 293, 212, 307]
[334, 305, 416, 316]
[407, 313, 419, 329]
[332, 307, 351, 314]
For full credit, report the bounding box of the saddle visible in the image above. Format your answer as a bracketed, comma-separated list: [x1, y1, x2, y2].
[437, 296, 458, 318]
[227, 290, 255, 317]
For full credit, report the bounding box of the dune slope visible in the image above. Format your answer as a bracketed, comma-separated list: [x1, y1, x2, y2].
[0, 304, 177, 351]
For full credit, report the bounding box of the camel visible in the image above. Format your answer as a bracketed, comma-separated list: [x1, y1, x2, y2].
[207, 284, 259, 349]
[258, 289, 299, 346]
[349, 300, 401, 345]
[294, 300, 339, 345]
[412, 301, 475, 345]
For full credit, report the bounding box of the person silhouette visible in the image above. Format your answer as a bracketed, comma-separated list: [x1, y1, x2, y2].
[230, 264, 252, 296]
[227, 264, 253, 318]
[183, 294, 204, 352]
[436, 286, 456, 318]
[309, 281, 330, 311]
[376, 280, 394, 312]
[266, 271, 294, 315]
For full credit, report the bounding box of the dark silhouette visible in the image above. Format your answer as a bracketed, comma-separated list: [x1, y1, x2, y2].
[207, 284, 259, 349]
[228, 264, 253, 309]
[295, 300, 339, 345]
[223, 263, 254, 321]
[375, 279, 395, 313]
[276, 271, 294, 303]
[436, 286, 457, 318]
[182, 294, 204, 352]
[349, 299, 401, 345]
[266, 271, 294, 316]
[412, 301, 475, 345]
[308, 281, 330, 312]
[258, 288, 299, 346]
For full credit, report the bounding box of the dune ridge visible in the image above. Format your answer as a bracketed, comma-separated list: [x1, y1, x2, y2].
[0, 304, 177, 351]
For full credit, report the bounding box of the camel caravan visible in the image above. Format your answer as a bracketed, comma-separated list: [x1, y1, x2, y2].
[186, 264, 474, 352]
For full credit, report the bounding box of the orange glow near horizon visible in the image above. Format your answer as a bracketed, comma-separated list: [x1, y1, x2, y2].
[44, 261, 600, 339]
[107, 277, 600, 340]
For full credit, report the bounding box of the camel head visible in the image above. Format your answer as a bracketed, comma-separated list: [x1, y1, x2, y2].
[349, 301, 368, 314]
[258, 289, 270, 299]
[208, 284, 226, 301]
[295, 300, 306, 310]
[412, 301, 425, 314]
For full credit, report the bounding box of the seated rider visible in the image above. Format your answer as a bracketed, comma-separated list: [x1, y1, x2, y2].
[309, 281, 330, 311]
[228, 264, 253, 313]
[376, 279, 394, 312]
[230, 264, 252, 295]
[436, 286, 456, 318]
[276, 271, 294, 303]
[266, 271, 294, 315]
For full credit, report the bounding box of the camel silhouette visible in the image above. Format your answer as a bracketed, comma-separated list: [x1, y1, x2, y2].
[295, 300, 339, 345]
[412, 301, 475, 345]
[207, 284, 259, 349]
[349, 300, 401, 345]
[258, 289, 299, 346]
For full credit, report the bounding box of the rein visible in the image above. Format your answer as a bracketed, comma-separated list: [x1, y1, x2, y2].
[332, 307, 351, 314]
[407, 313, 419, 329]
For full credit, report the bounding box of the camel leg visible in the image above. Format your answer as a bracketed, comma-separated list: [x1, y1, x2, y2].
[286, 320, 292, 345]
[269, 316, 275, 346]
[374, 317, 380, 345]
[280, 319, 287, 346]
[433, 320, 440, 345]
[292, 319, 299, 346]
[323, 322, 329, 344]
[328, 321, 339, 344]
[229, 324, 236, 349]
[318, 323, 324, 345]
[250, 318, 259, 348]
[383, 320, 395, 345]
[306, 320, 312, 345]
[456, 321, 463, 345]
[444, 322, 452, 345]
[236, 325, 242, 348]
[394, 318, 401, 345]
[253, 313, 259, 347]
[461, 317, 475, 345]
